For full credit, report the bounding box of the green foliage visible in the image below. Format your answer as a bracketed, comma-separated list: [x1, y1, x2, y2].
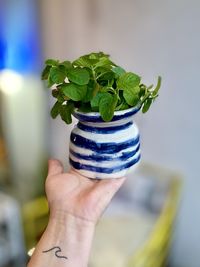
[50, 101, 62, 119]
[60, 101, 74, 124]
[117, 72, 141, 91]
[60, 83, 87, 101]
[41, 52, 162, 124]
[50, 66, 67, 84]
[66, 68, 90, 85]
[45, 59, 59, 66]
[99, 93, 118, 122]
[123, 85, 140, 106]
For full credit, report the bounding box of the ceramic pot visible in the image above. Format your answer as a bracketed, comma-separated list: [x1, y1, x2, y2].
[69, 106, 141, 179]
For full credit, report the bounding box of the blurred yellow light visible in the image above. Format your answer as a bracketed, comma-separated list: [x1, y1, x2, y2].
[28, 247, 35, 257]
[0, 69, 23, 95]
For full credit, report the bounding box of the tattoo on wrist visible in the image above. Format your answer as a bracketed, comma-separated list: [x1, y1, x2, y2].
[43, 246, 68, 260]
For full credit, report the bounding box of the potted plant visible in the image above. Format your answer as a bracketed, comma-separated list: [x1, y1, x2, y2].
[41, 52, 161, 179]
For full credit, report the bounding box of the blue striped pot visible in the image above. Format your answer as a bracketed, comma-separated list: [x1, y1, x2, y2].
[69, 106, 141, 179]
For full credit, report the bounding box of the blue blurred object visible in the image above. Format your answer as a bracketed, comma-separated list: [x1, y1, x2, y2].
[0, 0, 42, 73]
[0, 35, 6, 70]
[0, 1, 6, 70]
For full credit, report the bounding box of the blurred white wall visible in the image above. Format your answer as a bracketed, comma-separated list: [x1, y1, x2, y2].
[0, 0, 48, 202]
[40, 0, 200, 266]
[1, 73, 48, 200]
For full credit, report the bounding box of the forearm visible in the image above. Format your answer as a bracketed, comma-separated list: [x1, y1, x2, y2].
[28, 211, 95, 267]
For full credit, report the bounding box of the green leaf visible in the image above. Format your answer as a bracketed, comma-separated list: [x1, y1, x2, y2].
[140, 91, 151, 105]
[47, 75, 55, 88]
[94, 56, 115, 69]
[99, 86, 109, 93]
[66, 68, 90, 85]
[51, 101, 62, 119]
[82, 81, 96, 103]
[99, 93, 118, 121]
[60, 60, 72, 69]
[41, 65, 51, 80]
[89, 52, 109, 59]
[152, 76, 162, 97]
[117, 72, 141, 91]
[115, 98, 130, 111]
[61, 83, 87, 101]
[96, 69, 115, 82]
[123, 86, 140, 106]
[142, 99, 153, 113]
[73, 56, 95, 68]
[50, 66, 67, 84]
[60, 101, 74, 124]
[92, 83, 100, 98]
[73, 52, 111, 67]
[139, 84, 147, 98]
[45, 59, 59, 66]
[90, 92, 107, 111]
[52, 89, 66, 103]
[112, 66, 126, 77]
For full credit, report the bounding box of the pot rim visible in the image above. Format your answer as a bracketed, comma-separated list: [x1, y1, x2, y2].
[73, 105, 141, 123]
[73, 105, 141, 116]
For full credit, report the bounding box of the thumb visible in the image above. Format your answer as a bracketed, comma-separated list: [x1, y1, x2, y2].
[47, 159, 64, 176]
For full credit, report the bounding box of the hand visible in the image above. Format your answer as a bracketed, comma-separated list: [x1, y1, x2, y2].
[28, 159, 126, 267]
[46, 159, 126, 225]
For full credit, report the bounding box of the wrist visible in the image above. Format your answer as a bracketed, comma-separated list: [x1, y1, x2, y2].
[49, 209, 95, 229]
[28, 210, 95, 267]
[46, 210, 95, 265]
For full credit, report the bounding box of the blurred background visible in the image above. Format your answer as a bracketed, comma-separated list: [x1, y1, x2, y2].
[0, 0, 199, 267]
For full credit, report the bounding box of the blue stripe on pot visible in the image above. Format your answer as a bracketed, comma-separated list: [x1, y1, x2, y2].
[73, 106, 140, 123]
[69, 143, 140, 162]
[69, 154, 141, 174]
[77, 121, 133, 134]
[70, 133, 140, 154]
[69, 106, 141, 179]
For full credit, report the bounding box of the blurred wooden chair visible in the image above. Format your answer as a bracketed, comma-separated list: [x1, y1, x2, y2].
[22, 196, 49, 250]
